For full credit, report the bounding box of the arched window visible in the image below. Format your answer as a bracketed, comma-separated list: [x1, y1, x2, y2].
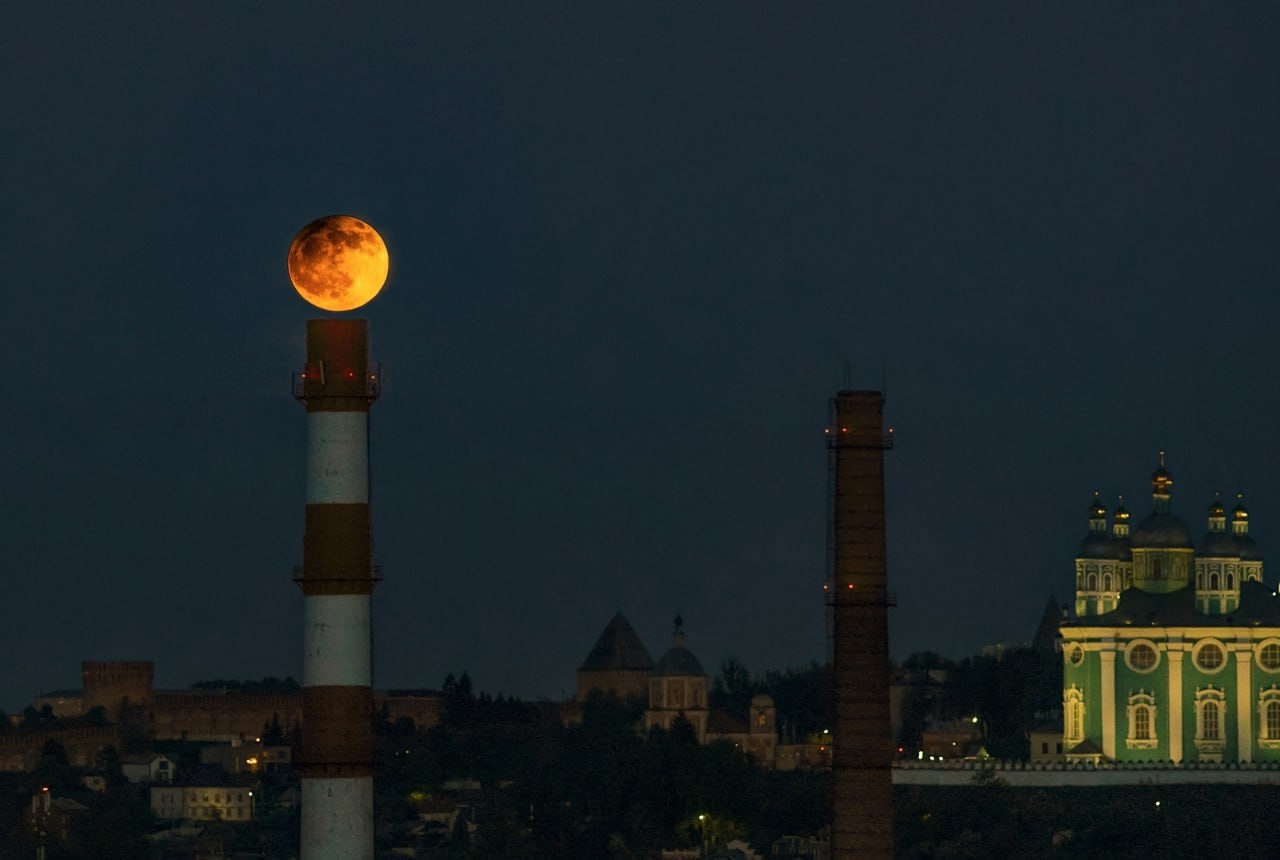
[1102, 573, 1112, 591]
[1152, 558, 1163, 579]
[1134, 707, 1150, 738]
[1210, 572, 1220, 590]
[1260, 688, 1280, 748]
[1126, 691, 1158, 749]
[1087, 573, 1097, 591]
[1203, 702, 1220, 739]
[1064, 686, 1086, 743]
[1227, 573, 1235, 589]
[1195, 686, 1227, 761]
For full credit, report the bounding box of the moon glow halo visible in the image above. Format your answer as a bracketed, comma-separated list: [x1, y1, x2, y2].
[287, 215, 389, 311]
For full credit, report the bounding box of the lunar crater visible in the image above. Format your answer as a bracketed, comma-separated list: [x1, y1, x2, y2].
[288, 215, 389, 311]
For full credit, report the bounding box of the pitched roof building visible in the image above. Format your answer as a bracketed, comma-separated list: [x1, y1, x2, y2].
[576, 612, 654, 702]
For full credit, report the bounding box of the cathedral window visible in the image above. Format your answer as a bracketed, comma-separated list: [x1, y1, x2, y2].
[1086, 573, 1097, 591]
[1152, 558, 1163, 579]
[1258, 641, 1280, 673]
[1064, 686, 1085, 743]
[1260, 688, 1280, 748]
[1227, 573, 1235, 589]
[1102, 573, 1112, 591]
[1125, 691, 1158, 750]
[1125, 641, 1159, 673]
[1194, 686, 1228, 760]
[1193, 640, 1227, 674]
[1210, 573, 1220, 590]
[1134, 707, 1151, 738]
[1203, 703, 1220, 739]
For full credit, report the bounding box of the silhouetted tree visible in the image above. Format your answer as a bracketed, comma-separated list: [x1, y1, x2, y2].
[262, 712, 285, 745]
[711, 656, 756, 716]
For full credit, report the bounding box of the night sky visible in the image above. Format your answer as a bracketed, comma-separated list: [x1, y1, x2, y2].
[5, 5, 1280, 712]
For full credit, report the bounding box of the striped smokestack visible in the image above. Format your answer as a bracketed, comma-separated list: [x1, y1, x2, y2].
[828, 390, 894, 858]
[295, 318, 379, 859]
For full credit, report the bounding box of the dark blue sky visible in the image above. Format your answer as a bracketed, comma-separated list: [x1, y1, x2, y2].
[4, 4, 1279, 711]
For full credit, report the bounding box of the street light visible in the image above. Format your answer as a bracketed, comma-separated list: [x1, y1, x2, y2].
[697, 813, 708, 857]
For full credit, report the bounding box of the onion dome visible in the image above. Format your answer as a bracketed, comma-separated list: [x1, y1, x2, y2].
[1132, 513, 1194, 548]
[1112, 497, 1132, 560]
[1200, 493, 1238, 557]
[653, 615, 707, 677]
[1132, 452, 1194, 548]
[1113, 499, 1131, 530]
[1233, 493, 1262, 561]
[1079, 492, 1120, 559]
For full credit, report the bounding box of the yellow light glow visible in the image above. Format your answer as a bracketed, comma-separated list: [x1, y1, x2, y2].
[287, 215, 390, 311]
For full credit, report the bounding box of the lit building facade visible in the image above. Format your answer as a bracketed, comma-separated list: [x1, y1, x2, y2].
[1062, 453, 1280, 764]
[151, 785, 256, 821]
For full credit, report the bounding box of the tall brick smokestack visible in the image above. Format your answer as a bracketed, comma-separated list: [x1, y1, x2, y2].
[295, 318, 379, 859]
[828, 389, 893, 858]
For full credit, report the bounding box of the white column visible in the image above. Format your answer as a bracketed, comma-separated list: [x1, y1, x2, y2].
[1237, 646, 1253, 762]
[306, 412, 369, 503]
[304, 595, 372, 687]
[1167, 648, 1184, 763]
[301, 779, 375, 860]
[1100, 645, 1116, 760]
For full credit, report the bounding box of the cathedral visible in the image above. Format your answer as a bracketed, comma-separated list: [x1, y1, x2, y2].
[575, 613, 816, 769]
[1061, 453, 1280, 763]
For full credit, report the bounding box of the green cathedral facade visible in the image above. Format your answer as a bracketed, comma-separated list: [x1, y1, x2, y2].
[1061, 453, 1280, 764]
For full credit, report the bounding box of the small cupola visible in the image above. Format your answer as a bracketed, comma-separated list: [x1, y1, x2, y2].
[1151, 450, 1173, 513]
[1113, 497, 1131, 538]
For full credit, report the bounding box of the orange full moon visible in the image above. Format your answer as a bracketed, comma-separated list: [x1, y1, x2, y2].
[287, 215, 390, 311]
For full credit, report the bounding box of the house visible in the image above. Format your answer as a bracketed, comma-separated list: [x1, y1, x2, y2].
[122, 752, 174, 784]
